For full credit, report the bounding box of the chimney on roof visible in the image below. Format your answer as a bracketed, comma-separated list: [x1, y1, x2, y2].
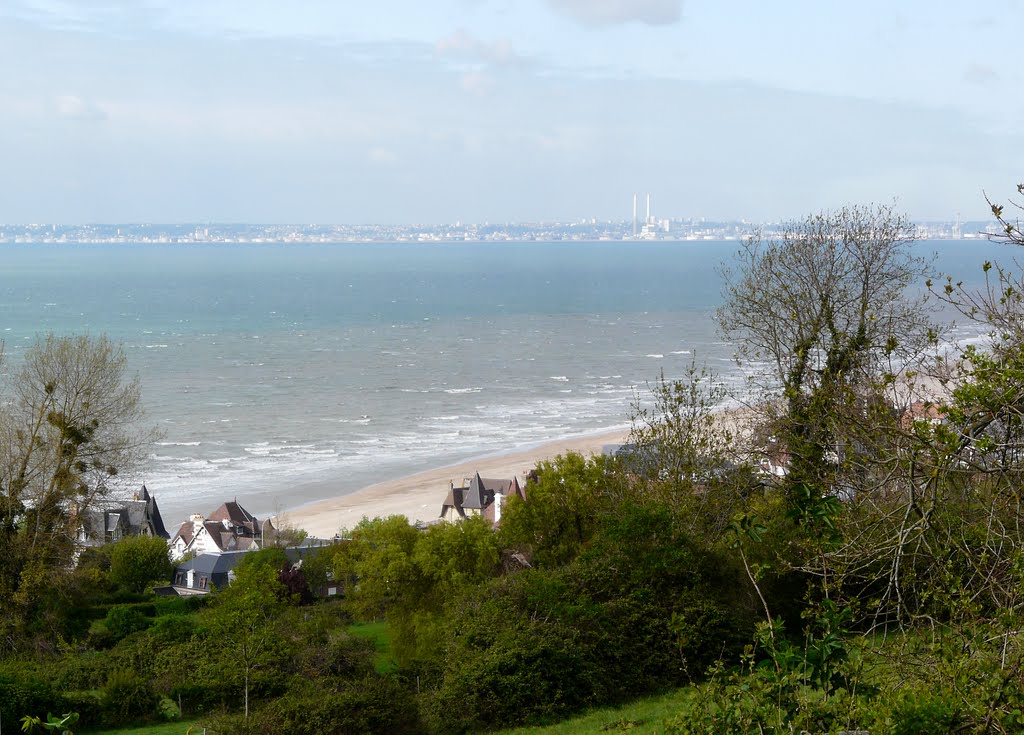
[190, 513, 204, 536]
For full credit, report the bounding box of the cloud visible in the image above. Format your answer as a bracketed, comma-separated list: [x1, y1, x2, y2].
[367, 147, 400, 165]
[459, 71, 495, 96]
[546, 0, 683, 27]
[436, 29, 518, 66]
[963, 62, 999, 86]
[53, 94, 107, 120]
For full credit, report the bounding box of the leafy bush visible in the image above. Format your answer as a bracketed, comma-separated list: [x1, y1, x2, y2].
[52, 652, 112, 691]
[108, 535, 173, 593]
[891, 694, 961, 735]
[101, 669, 158, 726]
[152, 594, 207, 616]
[424, 505, 749, 733]
[149, 614, 195, 644]
[61, 690, 104, 730]
[203, 676, 419, 735]
[103, 605, 152, 642]
[0, 667, 57, 724]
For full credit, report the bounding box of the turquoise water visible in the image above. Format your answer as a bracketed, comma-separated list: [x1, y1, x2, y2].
[0, 240, 1011, 524]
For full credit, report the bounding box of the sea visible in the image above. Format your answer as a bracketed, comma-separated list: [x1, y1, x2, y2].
[0, 239, 1016, 527]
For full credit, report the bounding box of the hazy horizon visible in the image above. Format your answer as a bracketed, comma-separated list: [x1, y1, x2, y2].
[2, 1, 1020, 225]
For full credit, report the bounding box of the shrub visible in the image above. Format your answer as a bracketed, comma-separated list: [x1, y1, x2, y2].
[103, 605, 152, 642]
[101, 669, 158, 726]
[203, 676, 419, 735]
[422, 505, 750, 733]
[891, 694, 961, 735]
[108, 535, 174, 593]
[0, 668, 57, 724]
[149, 614, 195, 645]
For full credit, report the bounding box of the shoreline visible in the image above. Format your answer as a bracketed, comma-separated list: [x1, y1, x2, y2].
[282, 428, 630, 537]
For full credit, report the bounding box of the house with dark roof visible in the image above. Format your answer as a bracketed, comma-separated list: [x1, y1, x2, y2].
[170, 544, 340, 596]
[77, 484, 170, 545]
[172, 551, 249, 594]
[440, 472, 525, 526]
[170, 499, 275, 559]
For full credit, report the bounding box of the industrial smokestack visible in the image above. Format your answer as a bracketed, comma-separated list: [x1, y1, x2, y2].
[632, 194, 638, 237]
[646, 193, 651, 223]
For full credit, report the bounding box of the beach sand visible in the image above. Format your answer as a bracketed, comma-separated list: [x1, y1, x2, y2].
[283, 430, 629, 538]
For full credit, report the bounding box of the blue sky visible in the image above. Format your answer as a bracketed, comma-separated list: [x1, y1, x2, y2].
[1, 0, 1020, 224]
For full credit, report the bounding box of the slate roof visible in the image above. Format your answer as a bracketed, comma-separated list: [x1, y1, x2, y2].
[176, 550, 250, 576]
[78, 484, 170, 542]
[171, 499, 274, 553]
[209, 500, 259, 531]
[173, 545, 330, 586]
[440, 473, 523, 522]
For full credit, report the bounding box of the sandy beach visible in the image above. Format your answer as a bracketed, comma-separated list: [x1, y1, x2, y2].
[284, 430, 629, 537]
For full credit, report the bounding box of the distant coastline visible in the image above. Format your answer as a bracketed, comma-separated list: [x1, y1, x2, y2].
[0, 220, 993, 245]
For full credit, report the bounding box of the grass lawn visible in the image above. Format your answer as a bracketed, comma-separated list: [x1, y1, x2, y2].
[90, 721, 199, 735]
[495, 688, 694, 735]
[348, 620, 398, 673]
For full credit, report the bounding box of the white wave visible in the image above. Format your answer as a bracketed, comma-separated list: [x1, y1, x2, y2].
[550, 376, 569, 381]
[444, 388, 482, 394]
[646, 354, 664, 358]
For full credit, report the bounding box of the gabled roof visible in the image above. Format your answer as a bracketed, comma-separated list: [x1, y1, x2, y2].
[208, 500, 258, 528]
[173, 521, 194, 545]
[440, 473, 522, 521]
[139, 485, 170, 539]
[461, 473, 490, 510]
[78, 485, 170, 542]
[440, 485, 467, 518]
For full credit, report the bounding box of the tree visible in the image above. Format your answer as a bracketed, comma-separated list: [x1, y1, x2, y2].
[499, 451, 624, 568]
[628, 361, 754, 540]
[987, 182, 1024, 245]
[108, 535, 173, 593]
[203, 561, 288, 719]
[0, 335, 155, 641]
[334, 516, 422, 621]
[716, 205, 938, 516]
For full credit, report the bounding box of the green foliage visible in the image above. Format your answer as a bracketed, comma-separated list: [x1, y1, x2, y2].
[334, 516, 421, 620]
[0, 666, 58, 725]
[103, 605, 152, 643]
[0, 335, 155, 646]
[20, 711, 79, 735]
[627, 362, 754, 541]
[101, 670, 158, 726]
[108, 536, 173, 594]
[233, 548, 289, 575]
[202, 561, 289, 717]
[426, 504, 749, 733]
[202, 676, 420, 735]
[890, 694, 960, 735]
[148, 614, 195, 645]
[499, 452, 622, 568]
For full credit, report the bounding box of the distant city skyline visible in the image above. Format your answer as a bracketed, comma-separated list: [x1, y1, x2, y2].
[1, 1, 1020, 224]
[0, 217, 996, 246]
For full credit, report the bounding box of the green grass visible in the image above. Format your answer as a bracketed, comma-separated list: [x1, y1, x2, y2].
[494, 688, 695, 735]
[348, 620, 398, 673]
[89, 720, 199, 735]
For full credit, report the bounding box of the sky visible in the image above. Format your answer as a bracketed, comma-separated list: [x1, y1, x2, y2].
[0, 0, 1021, 224]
